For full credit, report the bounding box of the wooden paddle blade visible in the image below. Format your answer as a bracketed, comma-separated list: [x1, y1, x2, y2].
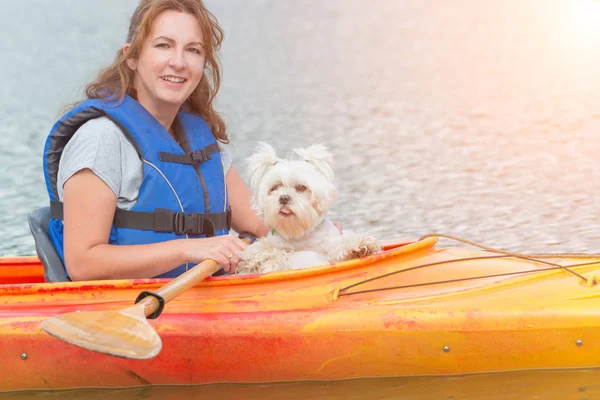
[41, 304, 162, 360]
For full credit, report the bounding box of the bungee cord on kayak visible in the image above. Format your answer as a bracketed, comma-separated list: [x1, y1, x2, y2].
[337, 233, 599, 298]
[419, 233, 600, 259]
[420, 233, 596, 282]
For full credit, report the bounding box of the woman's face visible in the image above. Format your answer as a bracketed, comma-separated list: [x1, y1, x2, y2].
[127, 10, 206, 115]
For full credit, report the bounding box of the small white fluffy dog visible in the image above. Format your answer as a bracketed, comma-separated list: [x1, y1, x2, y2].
[236, 143, 380, 275]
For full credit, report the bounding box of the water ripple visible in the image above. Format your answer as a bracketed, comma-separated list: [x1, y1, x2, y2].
[1, 0, 600, 255]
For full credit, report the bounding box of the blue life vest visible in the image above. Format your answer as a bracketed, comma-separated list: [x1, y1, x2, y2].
[43, 95, 230, 278]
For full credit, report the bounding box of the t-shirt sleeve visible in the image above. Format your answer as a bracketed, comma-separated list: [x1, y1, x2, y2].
[218, 141, 233, 174]
[57, 118, 124, 201]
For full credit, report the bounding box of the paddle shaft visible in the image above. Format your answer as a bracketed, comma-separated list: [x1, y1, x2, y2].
[41, 240, 253, 359]
[138, 259, 221, 318]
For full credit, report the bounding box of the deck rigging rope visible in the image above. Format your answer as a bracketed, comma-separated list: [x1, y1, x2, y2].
[337, 233, 599, 298]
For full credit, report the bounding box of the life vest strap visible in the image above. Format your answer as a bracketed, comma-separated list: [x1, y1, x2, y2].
[158, 142, 221, 165]
[50, 201, 231, 237]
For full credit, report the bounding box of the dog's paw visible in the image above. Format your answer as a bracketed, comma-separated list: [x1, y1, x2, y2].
[236, 254, 293, 275]
[333, 234, 381, 261]
[235, 260, 262, 275]
[349, 240, 380, 258]
[235, 238, 294, 275]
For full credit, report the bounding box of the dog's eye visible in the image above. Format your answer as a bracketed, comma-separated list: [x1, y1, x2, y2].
[270, 184, 281, 193]
[295, 184, 307, 192]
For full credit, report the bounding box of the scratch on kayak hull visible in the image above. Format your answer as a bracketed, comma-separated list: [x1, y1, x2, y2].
[124, 369, 151, 386]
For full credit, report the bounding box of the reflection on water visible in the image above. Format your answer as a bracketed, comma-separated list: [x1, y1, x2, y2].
[1, 0, 600, 255]
[2, 370, 599, 400]
[1, 0, 600, 397]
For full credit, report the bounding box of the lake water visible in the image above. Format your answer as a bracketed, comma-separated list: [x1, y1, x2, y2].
[1, 0, 600, 398]
[2, 370, 599, 400]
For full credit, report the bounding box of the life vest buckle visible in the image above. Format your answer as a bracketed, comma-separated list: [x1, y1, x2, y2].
[174, 212, 203, 235]
[173, 211, 216, 236]
[191, 148, 212, 163]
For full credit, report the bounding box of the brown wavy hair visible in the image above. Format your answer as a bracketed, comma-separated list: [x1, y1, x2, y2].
[82, 0, 227, 142]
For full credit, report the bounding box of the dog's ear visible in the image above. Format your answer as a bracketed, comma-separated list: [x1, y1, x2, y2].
[246, 142, 278, 194]
[293, 144, 334, 181]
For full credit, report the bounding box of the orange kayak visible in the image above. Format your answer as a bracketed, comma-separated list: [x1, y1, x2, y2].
[8, 369, 600, 400]
[1, 237, 600, 392]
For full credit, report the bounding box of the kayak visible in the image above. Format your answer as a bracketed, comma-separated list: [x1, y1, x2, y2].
[8, 369, 600, 400]
[1, 236, 600, 392]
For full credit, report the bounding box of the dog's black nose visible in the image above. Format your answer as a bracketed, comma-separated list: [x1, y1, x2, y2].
[279, 195, 291, 205]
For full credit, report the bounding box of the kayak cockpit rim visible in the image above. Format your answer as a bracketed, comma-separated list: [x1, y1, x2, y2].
[0, 237, 438, 294]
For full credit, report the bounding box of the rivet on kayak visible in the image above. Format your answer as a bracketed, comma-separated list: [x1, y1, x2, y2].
[443, 346, 450, 353]
[576, 340, 583, 346]
[20, 353, 27, 360]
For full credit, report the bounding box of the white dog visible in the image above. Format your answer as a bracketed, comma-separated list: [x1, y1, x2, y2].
[236, 143, 380, 275]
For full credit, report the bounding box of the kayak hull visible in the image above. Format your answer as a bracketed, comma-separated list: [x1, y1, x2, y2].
[1, 238, 600, 391]
[7, 370, 600, 400]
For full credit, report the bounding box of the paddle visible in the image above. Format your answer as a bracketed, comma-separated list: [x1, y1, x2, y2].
[40, 259, 222, 360]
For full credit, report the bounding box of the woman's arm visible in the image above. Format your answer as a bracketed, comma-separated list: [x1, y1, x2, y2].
[226, 166, 269, 237]
[63, 169, 247, 281]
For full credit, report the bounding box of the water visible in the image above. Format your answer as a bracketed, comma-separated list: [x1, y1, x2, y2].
[2, 0, 600, 257]
[2, 370, 599, 399]
[1, 0, 600, 398]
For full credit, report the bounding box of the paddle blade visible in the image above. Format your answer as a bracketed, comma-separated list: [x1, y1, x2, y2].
[41, 304, 162, 360]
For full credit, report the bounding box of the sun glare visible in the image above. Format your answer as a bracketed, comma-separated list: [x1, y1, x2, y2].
[569, 1, 600, 36]
[547, 0, 600, 59]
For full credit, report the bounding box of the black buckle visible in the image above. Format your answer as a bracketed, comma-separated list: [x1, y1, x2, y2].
[154, 209, 218, 236]
[191, 148, 212, 163]
[135, 290, 165, 319]
[174, 212, 203, 235]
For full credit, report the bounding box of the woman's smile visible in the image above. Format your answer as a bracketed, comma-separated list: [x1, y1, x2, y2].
[160, 75, 188, 90]
[161, 75, 187, 84]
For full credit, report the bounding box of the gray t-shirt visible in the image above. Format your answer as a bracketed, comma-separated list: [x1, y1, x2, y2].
[57, 116, 232, 209]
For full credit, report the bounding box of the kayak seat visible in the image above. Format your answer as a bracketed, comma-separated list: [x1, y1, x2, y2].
[27, 207, 70, 282]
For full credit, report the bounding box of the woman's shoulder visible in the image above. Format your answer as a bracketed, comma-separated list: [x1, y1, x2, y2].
[70, 116, 137, 151]
[75, 116, 122, 138]
[69, 116, 141, 165]
[58, 116, 142, 203]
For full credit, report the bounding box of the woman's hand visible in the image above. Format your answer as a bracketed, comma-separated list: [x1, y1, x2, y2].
[183, 234, 249, 273]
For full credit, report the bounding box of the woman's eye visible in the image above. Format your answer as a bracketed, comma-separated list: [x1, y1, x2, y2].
[188, 48, 202, 55]
[295, 184, 307, 192]
[156, 43, 170, 49]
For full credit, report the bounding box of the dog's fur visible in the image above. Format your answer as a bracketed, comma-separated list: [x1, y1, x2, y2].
[236, 143, 380, 275]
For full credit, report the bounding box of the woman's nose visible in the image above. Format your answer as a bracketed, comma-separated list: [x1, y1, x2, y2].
[169, 49, 186, 68]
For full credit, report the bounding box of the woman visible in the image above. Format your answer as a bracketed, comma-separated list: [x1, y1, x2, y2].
[42, 0, 268, 280]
